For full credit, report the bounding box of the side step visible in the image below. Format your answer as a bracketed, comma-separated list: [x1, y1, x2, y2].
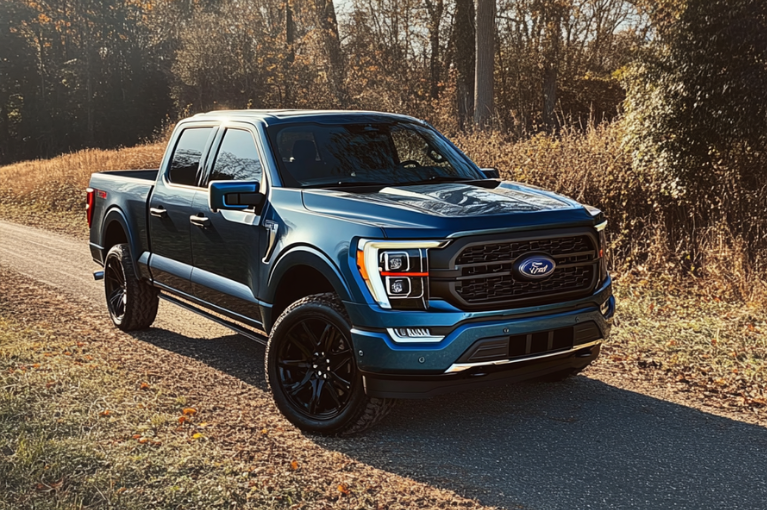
[159, 294, 268, 346]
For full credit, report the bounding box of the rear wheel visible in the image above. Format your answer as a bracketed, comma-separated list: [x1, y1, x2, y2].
[265, 293, 393, 436]
[103, 243, 159, 331]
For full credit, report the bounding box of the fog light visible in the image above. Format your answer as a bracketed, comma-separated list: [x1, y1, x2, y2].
[387, 327, 445, 343]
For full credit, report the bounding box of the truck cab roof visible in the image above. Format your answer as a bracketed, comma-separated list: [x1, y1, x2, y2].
[190, 109, 425, 126]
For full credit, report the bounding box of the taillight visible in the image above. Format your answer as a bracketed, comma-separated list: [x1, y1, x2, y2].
[86, 188, 95, 227]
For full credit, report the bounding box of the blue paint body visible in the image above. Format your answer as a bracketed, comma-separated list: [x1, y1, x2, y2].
[87, 110, 615, 395]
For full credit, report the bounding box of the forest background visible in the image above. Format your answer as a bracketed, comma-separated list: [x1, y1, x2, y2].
[1, 0, 766, 297]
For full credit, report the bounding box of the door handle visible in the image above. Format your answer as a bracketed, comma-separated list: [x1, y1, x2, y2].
[149, 206, 167, 218]
[190, 214, 210, 228]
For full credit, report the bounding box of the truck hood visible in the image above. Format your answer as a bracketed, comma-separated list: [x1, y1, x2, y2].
[301, 181, 596, 238]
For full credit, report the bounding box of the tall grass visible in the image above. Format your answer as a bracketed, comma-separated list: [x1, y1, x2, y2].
[0, 143, 165, 212]
[452, 122, 767, 301]
[0, 121, 764, 301]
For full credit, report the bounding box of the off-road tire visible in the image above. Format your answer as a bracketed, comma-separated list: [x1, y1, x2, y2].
[103, 243, 159, 331]
[265, 293, 394, 436]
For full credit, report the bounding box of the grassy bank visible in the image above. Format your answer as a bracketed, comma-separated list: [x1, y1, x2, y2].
[0, 267, 488, 509]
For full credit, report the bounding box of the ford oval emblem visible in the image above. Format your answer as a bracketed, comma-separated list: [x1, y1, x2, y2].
[516, 254, 556, 280]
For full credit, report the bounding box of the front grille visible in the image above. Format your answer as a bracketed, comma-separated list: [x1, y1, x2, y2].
[456, 265, 594, 304]
[456, 236, 592, 265]
[430, 229, 599, 310]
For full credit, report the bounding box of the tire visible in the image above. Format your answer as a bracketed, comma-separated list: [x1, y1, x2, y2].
[265, 293, 394, 436]
[103, 243, 159, 331]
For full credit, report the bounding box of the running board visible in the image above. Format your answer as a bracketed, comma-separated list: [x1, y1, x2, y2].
[159, 294, 268, 346]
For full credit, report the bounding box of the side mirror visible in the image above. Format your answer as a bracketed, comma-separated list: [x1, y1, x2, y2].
[481, 167, 500, 179]
[209, 180, 264, 213]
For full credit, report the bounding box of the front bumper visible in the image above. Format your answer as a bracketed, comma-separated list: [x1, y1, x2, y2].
[345, 278, 614, 398]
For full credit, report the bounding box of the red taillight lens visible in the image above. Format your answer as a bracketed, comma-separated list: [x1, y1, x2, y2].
[86, 188, 95, 227]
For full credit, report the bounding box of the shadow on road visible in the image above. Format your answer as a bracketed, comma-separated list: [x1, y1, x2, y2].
[134, 326, 767, 510]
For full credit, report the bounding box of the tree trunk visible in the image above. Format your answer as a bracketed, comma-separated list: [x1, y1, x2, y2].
[425, 0, 444, 101]
[542, 1, 564, 133]
[311, 0, 347, 106]
[284, 0, 295, 106]
[473, 0, 494, 128]
[454, 0, 475, 130]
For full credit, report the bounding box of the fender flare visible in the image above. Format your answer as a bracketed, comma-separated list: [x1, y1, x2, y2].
[101, 206, 143, 277]
[266, 245, 353, 305]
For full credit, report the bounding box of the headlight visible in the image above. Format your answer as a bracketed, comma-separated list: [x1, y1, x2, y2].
[356, 239, 446, 310]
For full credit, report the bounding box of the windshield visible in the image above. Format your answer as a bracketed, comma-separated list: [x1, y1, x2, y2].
[266, 122, 484, 188]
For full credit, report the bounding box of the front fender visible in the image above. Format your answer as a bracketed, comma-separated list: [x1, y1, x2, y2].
[265, 245, 353, 304]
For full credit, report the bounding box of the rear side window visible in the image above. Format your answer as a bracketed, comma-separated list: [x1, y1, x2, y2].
[168, 127, 214, 186]
[209, 129, 263, 182]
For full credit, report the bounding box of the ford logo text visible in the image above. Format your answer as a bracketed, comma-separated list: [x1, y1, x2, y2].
[516, 255, 556, 280]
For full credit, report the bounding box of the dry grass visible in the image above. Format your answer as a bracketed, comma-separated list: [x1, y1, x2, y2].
[453, 123, 767, 303]
[0, 267, 490, 510]
[0, 143, 165, 238]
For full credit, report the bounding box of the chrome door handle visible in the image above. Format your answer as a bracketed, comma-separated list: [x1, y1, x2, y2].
[190, 215, 210, 228]
[149, 206, 167, 218]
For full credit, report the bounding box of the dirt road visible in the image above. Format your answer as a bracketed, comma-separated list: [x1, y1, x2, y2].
[2, 219, 766, 509]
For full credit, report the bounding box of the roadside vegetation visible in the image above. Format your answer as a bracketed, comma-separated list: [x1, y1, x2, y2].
[0, 267, 489, 509]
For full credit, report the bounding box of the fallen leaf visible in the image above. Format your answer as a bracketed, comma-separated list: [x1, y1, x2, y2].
[261, 428, 268, 435]
[140, 382, 150, 390]
[338, 483, 350, 495]
[192, 433, 203, 440]
[99, 410, 111, 417]
[178, 416, 187, 424]
[182, 408, 197, 416]
[138, 437, 148, 444]
[291, 460, 299, 471]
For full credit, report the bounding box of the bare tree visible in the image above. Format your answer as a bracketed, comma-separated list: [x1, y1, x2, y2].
[454, 0, 475, 129]
[474, 0, 495, 127]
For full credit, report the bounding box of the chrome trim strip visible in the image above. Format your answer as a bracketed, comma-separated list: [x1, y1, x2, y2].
[595, 220, 608, 231]
[385, 328, 445, 344]
[444, 340, 602, 373]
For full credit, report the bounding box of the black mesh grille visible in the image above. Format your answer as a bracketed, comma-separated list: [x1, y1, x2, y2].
[430, 230, 599, 310]
[456, 266, 594, 304]
[456, 235, 592, 265]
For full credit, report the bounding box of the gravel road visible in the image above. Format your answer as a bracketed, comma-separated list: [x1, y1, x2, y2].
[2, 219, 766, 510]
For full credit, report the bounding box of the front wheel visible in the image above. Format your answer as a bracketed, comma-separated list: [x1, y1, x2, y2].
[265, 293, 393, 436]
[103, 243, 159, 331]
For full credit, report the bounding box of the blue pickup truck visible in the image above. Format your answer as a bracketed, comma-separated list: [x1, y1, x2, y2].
[87, 110, 614, 435]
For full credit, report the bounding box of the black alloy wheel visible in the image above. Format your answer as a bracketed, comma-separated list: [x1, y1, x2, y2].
[277, 318, 355, 419]
[266, 293, 393, 436]
[102, 244, 159, 331]
[105, 254, 128, 322]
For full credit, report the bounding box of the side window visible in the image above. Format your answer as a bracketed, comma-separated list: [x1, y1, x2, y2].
[209, 129, 263, 182]
[168, 127, 214, 187]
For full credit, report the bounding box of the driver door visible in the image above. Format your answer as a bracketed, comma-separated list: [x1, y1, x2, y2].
[190, 125, 267, 325]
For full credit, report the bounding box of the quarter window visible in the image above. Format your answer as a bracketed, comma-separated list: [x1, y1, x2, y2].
[168, 127, 214, 187]
[210, 129, 263, 182]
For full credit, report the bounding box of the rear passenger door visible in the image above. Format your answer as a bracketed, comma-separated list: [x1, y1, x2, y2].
[148, 125, 217, 295]
[190, 125, 267, 325]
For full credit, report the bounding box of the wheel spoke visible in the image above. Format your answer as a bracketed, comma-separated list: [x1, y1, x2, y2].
[329, 353, 351, 373]
[286, 332, 314, 359]
[329, 371, 351, 390]
[319, 324, 335, 354]
[308, 379, 325, 415]
[301, 322, 320, 348]
[325, 381, 342, 408]
[288, 371, 313, 396]
[279, 358, 311, 369]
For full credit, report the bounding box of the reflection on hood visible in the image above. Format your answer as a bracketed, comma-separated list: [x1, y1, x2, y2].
[361, 182, 572, 217]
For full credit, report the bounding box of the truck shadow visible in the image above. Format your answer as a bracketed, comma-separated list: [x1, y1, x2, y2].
[133, 327, 767, 510]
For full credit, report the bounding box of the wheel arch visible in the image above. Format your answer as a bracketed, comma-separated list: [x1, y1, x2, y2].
[264, 246, 353, 332]
[101, 207, 142, 276]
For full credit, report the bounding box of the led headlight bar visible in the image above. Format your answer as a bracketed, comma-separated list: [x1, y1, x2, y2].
[356, 239, 447, 310]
